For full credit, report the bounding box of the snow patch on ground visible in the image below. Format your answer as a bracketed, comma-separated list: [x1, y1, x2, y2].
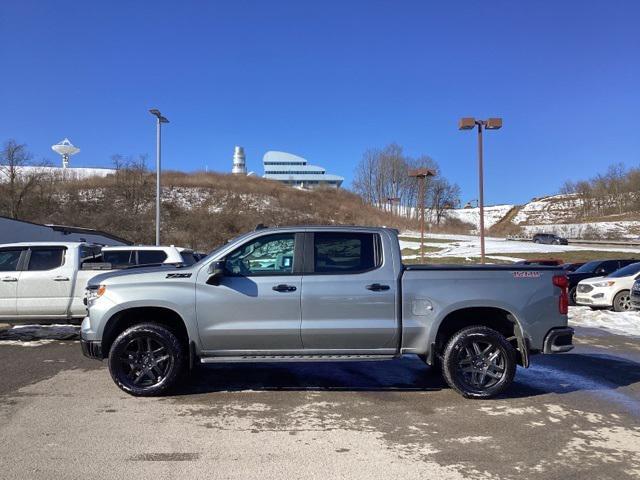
[0, 324, 80, 344]
[569, 307, 640, 338]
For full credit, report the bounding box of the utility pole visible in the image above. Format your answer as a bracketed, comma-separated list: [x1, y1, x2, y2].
[409, 168, 436, 262]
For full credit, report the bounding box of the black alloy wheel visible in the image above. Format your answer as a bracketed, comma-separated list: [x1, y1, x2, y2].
[442, 326, 517, 399]
[108, 323, 184, 396]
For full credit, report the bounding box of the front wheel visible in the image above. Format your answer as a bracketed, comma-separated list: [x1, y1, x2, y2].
[569, 287, 577, 306]
[612, 290, 632, 312]
[441, 326, 517, 399]
[108, 323, 185, 396]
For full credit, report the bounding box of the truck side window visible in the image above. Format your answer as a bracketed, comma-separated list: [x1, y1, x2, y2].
[103, 250, 135, 267]
[27, 248, 65, 271]
[313, 233, 380, 273]
[225, 233, 295, 276]
[137, 250, 168, 265]
[0, 249, 23, 271]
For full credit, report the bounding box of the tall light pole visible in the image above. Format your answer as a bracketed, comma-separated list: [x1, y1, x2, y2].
[408, 168, 436, 262]
[459, 117, 502, 264]
[149, 109, 169, 246]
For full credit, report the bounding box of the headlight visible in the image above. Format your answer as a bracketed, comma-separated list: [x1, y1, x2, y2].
[592, 281, 615, 288]
[85, 285, 106, 304]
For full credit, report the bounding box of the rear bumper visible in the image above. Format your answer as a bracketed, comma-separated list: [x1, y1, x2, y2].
[80, 338, 103, 360]
[543, 327, 574, 354]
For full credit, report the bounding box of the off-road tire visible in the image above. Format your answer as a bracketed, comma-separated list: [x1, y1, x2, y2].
[441, 325, 517, 399]
[108, 323, 185, 396]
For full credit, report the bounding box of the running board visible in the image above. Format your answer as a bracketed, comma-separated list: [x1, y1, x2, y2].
[200, 354, 395, 363]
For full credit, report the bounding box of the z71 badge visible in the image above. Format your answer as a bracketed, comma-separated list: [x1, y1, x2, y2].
[512, 271, 541, 278]
[166, 273, 192, 279]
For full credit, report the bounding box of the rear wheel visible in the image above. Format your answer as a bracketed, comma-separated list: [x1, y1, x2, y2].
[612, 290, 632, 312]
[441, 326, 516, 399]
[108, 323, 185, 396]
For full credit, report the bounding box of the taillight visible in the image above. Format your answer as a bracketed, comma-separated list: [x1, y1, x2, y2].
[553, 275, 569, 314]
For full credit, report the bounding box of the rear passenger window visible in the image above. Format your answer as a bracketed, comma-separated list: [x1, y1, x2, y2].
[103, 251, 135, 267]
[313, 233, 380, 273]
[137, 250, 168, 265]
[28, 248, 65, 271]
[0, 249, 23, 271]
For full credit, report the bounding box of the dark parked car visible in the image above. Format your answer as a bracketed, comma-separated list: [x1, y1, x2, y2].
[532, 233, 568, 245]
[514, 258, 564, 267]
[568, 259, 639, 305]
[562, 262, 586, 272]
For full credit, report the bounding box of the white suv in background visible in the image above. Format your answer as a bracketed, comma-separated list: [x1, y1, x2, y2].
[101, 245, 197, 267]
[575, 262, 640, 312]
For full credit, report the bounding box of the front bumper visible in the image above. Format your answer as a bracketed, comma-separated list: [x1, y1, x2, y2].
[80, 338, 103, 359]
[575, 288, 614, 307]
[543, 327, 574, 354]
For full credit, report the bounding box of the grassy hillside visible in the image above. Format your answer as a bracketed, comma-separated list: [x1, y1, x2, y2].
[11, 169, 416, 251]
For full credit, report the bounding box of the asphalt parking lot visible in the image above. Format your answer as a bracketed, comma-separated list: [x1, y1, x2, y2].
[1, 326, 640, 480]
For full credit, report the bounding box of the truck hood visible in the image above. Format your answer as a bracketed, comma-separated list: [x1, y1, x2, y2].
[88, 264, 187, 287]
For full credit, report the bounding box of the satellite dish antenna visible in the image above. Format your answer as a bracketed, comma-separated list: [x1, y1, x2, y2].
[51, 138, 80, 168]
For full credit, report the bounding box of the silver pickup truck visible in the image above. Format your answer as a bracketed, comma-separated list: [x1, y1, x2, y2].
[81, 226, 573, 399]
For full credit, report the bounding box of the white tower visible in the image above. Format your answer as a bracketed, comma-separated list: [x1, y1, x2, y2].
[51, 138, 80, 168]
[231, 146, 247, 175]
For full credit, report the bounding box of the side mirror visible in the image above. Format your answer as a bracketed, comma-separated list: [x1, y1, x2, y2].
[595, 268, 606, 275]
[206, 261, 225, 285]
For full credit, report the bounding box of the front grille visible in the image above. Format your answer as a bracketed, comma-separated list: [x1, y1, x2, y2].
[577, 284, 593, 293]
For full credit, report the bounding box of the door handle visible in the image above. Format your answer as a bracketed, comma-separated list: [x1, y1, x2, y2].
[272, 284, 297, 292]
[53, 276, 70, 281]
[366, 283, 390, 291]
[1, 277, 18, 282]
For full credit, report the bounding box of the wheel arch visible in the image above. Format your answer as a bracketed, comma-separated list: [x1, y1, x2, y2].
[432, 306, 529, 367]
[101, 306, 190, 359]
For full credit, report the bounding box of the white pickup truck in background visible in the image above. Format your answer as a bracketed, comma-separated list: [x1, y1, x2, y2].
[0, 242, 196, 323]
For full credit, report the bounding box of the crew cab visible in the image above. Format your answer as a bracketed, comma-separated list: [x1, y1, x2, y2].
[0, 242, 110, 322]
[81, 226, 573, 399]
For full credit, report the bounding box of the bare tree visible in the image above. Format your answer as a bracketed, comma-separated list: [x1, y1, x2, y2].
[0, 140, 51, 219]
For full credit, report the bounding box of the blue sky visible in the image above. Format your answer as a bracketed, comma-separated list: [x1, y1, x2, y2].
[1, 1, 638, 205]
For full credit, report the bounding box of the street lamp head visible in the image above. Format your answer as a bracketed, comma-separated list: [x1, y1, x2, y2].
[408, 168, 436, 178]
[458, 117, 476, 130]
[485, 117, 503, 130]
[150, 109, 169, 123]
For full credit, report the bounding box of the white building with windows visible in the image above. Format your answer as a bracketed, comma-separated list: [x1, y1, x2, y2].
[262, 151, 344, 189]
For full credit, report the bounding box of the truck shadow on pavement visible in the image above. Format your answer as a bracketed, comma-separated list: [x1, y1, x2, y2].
[507, 353, 640, 399]
[172, 353, 640, 398]
[176, 356, 446, 395]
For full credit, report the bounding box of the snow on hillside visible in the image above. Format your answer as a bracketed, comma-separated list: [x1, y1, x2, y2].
[0, 165, 116, 182]
[522, 221, 640, 240]
[445, 204, 514, 230]
[399, 231, 640, 261]
[512, 194, 582, 225]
